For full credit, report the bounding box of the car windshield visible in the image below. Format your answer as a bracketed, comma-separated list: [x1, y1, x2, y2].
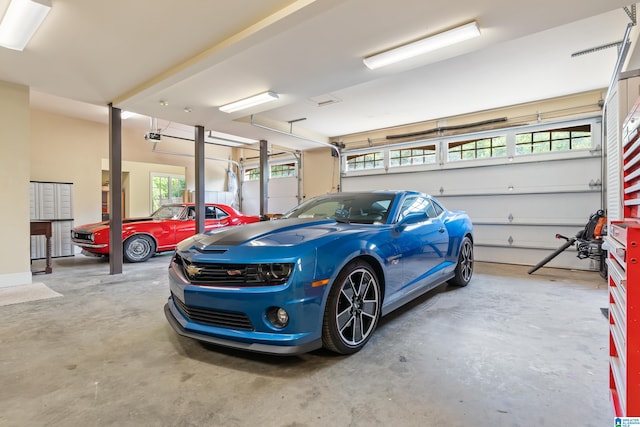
[151, 205, 185, 220]
[282, 193, 395, 224]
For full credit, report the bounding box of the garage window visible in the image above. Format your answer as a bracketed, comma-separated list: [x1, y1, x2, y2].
[448, 136, 507, 161]
[151, 174, 185, 212]
[271, 163, 296, 178]
[244, 163, 297, 181]
[389, 145, 436, 167]
[244, 167, 261, 181]
[346, 152, 384, 171]
[515, 125, 591, 155]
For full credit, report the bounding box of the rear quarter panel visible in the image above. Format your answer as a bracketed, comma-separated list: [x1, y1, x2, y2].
[443, 210, 473, 260]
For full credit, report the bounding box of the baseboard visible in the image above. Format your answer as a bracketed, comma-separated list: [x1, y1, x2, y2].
[0, 272, 33, 288]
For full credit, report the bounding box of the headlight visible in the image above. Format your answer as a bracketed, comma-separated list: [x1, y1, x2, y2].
[257, 263, 293, 285]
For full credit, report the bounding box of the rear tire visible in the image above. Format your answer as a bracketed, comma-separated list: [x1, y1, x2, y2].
[322, 260, 381, 354]
[449, 237, 473, 287]
[123, 234, 156, 263]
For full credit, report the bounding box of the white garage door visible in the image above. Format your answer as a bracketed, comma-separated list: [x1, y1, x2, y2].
[341, 117, 603, 271]
[241, 160, 300, 216]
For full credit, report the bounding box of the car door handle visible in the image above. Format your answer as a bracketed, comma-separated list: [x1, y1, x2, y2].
[439, 227, 445, 233]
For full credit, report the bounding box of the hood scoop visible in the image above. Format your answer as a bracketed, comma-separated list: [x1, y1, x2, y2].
[200, 249, 227, 254]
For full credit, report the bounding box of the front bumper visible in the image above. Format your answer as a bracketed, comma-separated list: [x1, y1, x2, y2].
[71, 240, 108, 249]
[165, 260, 326, 355]
[164, 303, 322, 355]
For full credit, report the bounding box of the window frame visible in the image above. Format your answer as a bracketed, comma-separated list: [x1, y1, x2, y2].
[447, 135, 507, 162]
[514, 124, 592, 155]
[340, 117, 599, 178]
[345, 151, 385, 171]
[242, 159, 299, 181]
[150, 173, 186, 213]
[389, 144, 437, 167]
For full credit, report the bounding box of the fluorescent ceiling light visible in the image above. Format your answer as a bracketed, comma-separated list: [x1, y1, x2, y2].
[0, 0, 51, 51]
[121, 111, 139, 119]
[219, 91, 279, 113]
[207, 130, 257, 145]
[363, 21, 480, 70]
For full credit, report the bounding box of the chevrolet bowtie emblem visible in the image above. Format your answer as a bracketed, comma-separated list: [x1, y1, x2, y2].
[185, 264, 203, 277]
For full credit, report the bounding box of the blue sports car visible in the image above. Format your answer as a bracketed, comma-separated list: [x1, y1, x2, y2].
[164, 190, 473, 355]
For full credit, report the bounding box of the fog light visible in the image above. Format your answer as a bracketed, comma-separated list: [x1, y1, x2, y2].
[268, 307, 289, 328]
[276, 308, 288, 325]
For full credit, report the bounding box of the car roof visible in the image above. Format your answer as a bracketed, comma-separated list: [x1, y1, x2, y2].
[315, 190, 424, 198]
[160, 203, 226, 207]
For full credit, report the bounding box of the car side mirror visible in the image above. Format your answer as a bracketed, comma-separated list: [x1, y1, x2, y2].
[396, 211, 428, 228]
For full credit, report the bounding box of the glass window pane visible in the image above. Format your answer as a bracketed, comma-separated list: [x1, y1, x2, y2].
[532, 141, 548, 153]
[533, 132, 550, 142]
[552, 131, 569, 139]
[476, 139, 490, 148]
[516, 125, 592, 155]
[572, 137, 591, 149]
[551, 140, 570, 151]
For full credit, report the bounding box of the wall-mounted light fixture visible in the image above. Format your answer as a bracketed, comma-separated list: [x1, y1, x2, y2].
[219, 91, 279, 113]
[0, 0, 51, 51]
[363, 21, 480, 70]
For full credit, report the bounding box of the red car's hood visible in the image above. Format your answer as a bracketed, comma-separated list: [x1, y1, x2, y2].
[73, 217, 154, 232]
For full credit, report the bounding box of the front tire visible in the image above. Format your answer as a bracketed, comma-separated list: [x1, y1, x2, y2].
[123, 234, 156, 263]
[449, 236, 473, 287]
[322, 260, 381, 354]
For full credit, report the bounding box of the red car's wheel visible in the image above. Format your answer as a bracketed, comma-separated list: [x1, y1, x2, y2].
[124, 234, 156, 263]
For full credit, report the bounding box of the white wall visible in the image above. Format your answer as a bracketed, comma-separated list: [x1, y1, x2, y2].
[30, 109, 233, 227]
[0, 81, 31, 287]
[101, 159, 185, 217]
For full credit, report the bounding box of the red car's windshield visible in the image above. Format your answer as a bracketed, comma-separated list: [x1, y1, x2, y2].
[151, 205, 185, 220]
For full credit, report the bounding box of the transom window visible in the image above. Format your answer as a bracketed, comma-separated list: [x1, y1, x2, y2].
[390, 145, 436, 167]
[271, 163, 296, 178]
[515, 125, 591, 155]
[244, 163, 297, 181]
[244, 167, 261, 181]
[346, 152, 384, 171]
[448, 136, 507, 161]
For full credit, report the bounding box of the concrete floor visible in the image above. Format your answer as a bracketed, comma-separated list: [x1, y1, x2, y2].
[1, 255, 611, 427]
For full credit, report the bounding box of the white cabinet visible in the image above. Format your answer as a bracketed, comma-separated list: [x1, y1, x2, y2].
[30, 181, 74, 258]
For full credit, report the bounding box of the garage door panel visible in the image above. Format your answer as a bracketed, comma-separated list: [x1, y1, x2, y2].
[475, 246, 600, 271]
[434, 157, 600, 194]
[440, 193, 601, 224]
[267, 177, 299, 214]
[241, 178, 298, 216]
[343, 157, 600, 196]
[473, 224, 586, 250]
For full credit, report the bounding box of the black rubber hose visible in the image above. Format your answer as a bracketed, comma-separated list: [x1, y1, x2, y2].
[528, 238, 575, 274]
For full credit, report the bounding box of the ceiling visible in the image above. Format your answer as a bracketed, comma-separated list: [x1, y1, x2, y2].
[0, 0, 637, 151]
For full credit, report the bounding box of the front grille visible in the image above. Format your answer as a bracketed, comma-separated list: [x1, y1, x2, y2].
[173, 255, 289, 286]
[172, 293, 253, 331]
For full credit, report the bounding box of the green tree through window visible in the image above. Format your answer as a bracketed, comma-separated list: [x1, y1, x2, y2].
[151, 174, 185, 212]
[515, 125, 591, 154]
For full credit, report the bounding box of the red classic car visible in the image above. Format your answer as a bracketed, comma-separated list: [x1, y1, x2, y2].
[71, 203, 261, 262]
